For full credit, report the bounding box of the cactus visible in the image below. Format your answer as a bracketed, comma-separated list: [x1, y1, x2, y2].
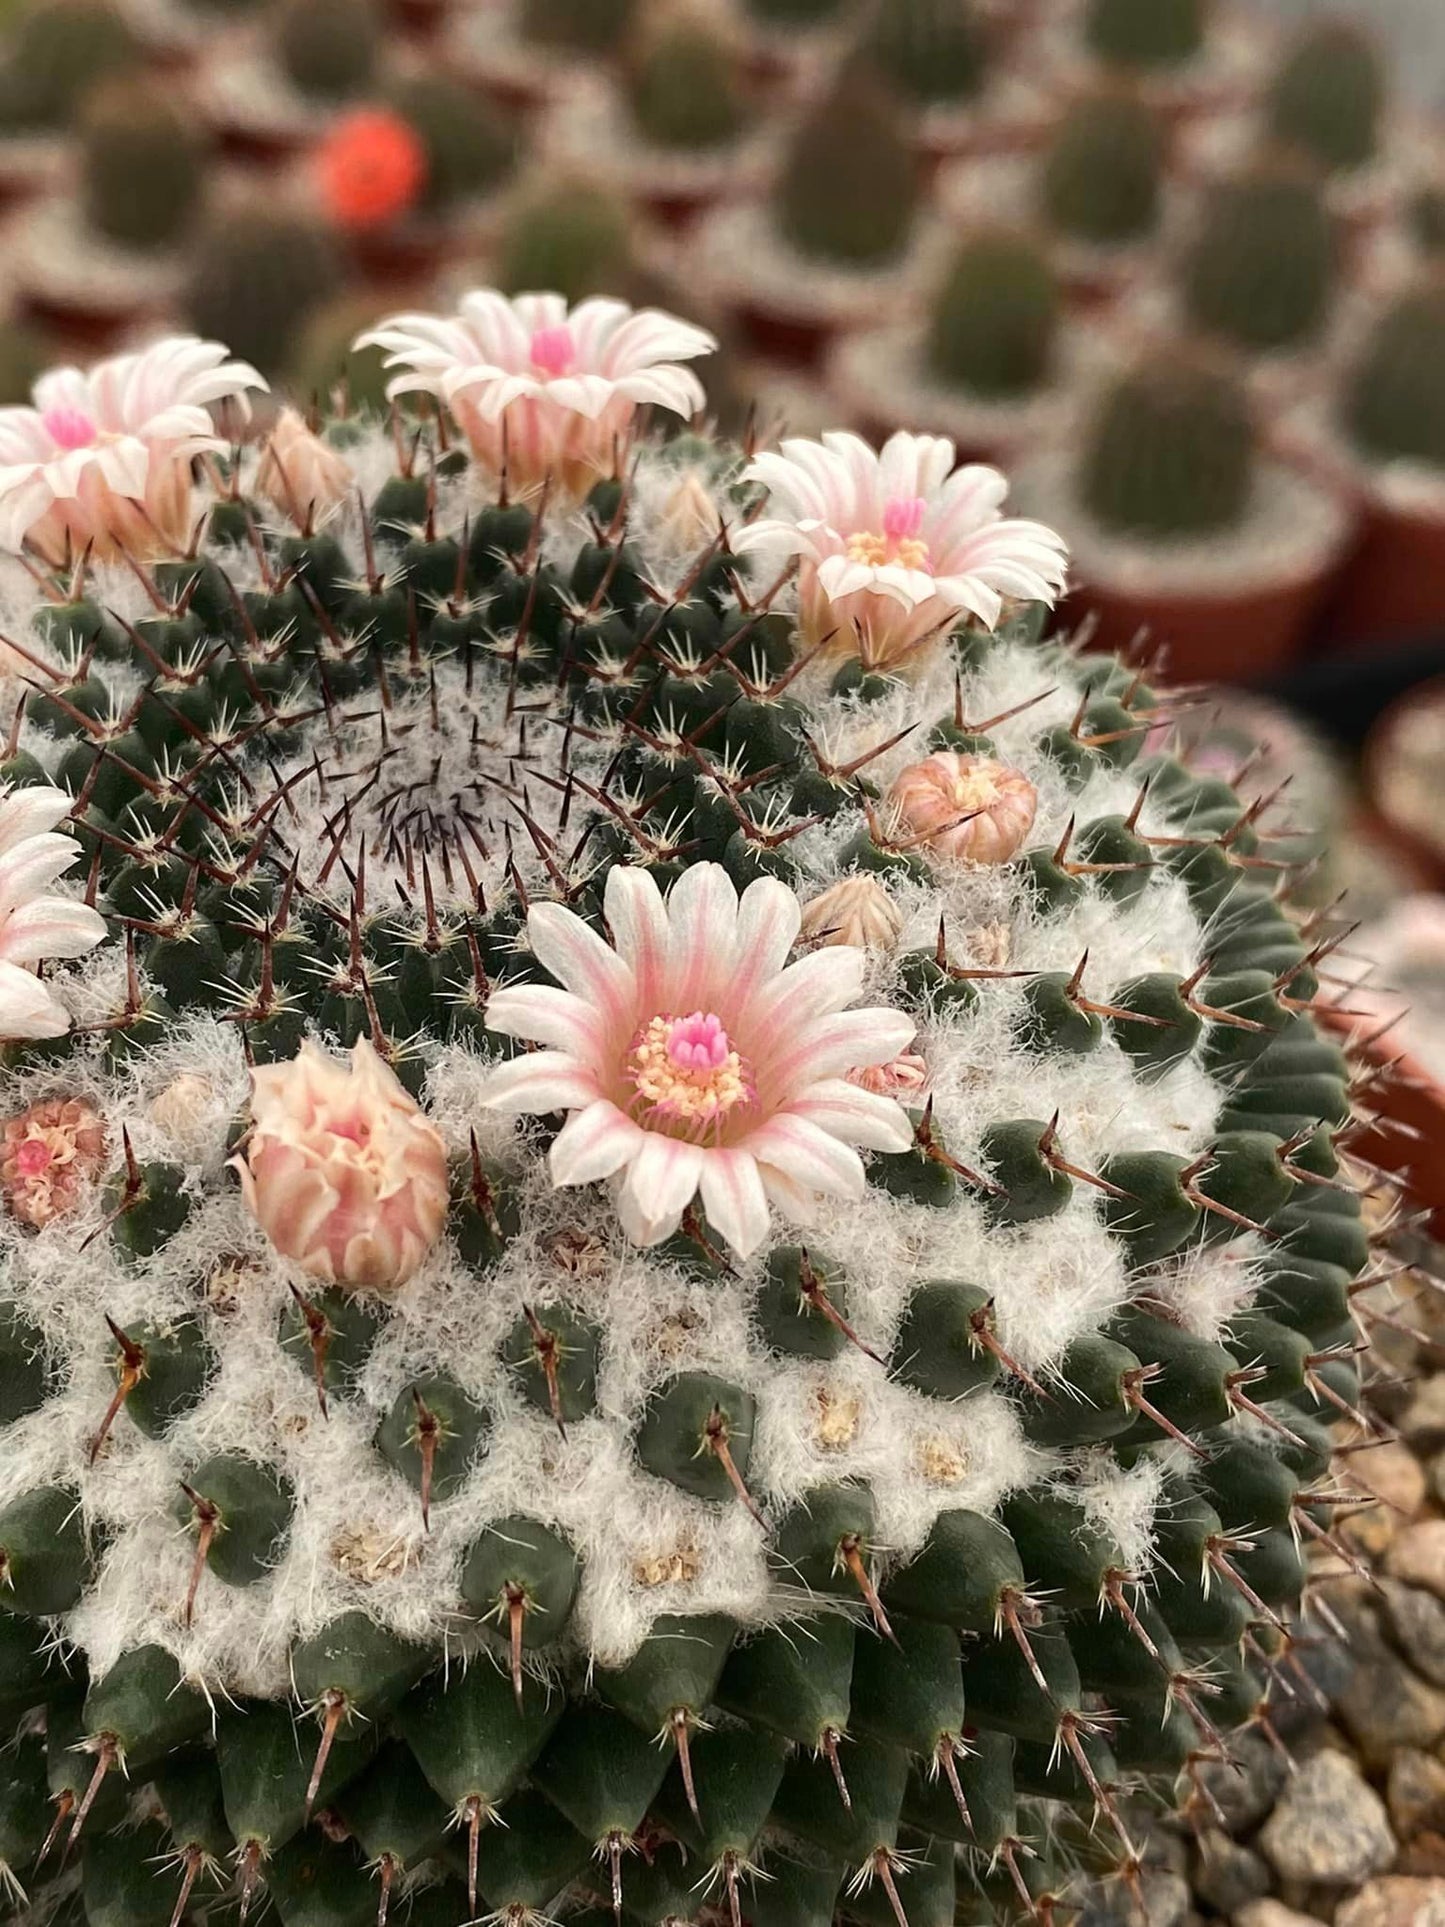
[1084, 0, 1207, 70]
[497, 180, 635, 305]
[745, 0, 844, 23]
[0, 315, 49, 405]
[1039, 90, 1163, 246]
[624, 19, 749, 152]
[185, 203, 345, 376]
[1080, 352, 1256, 537]
[271, 0, 380, 99]
[0, 287, 1370, 1927]
[864, 0, 988, 108]
[0, 0, 140, 131]
[1342, 284, 1445, 472]
[520, 0, 637, 55]
[1411, 182, 1445, 255]
[388, 75, 516, 214]
[774, 70, 918, 267]
[78, 78, 205, 252]
[1265, 20, 1385, 175]
[925, 229, 1061, 398]
[1180, 162, 1337, 354]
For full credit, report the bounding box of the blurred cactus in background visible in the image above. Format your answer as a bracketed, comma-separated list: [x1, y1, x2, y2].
[1180, 160, 1337, 353]
[521, 0, 638, 55]
[1265, 18, 1385, 173]
[864, 0, 989, 109]
[79, 78, 206, 251]
[497, 177, 635, 301]
[623, 15, 749, 151]
[775, 69, 918, 265]
[186, 202, 345, 373]
[1085, 0, 1209, 70]
[1342, 283, 1445, 469]
[0, 0, 139, 130]
[1040, 91, 1164, 245]
[1081, 353, 1256, 537]
[925, 229, 1062, 398]
[272, 0, 381, 99]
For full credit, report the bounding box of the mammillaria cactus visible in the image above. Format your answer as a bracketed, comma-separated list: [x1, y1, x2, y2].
[863, 0, 988, 110]
[78, 79, 206, 254]
[0, 290, 1374, 1927]
[1179, 162, 1337, 356]
[1079, 352, 1256, 538]
[1039, 91, 1164, 248]
[925, 230, 1061, 400]
[623, 17, 749, 154]
[495, 182, 638, 308]
[774, 71, 919, 267]
[1084, 0, 1208, 71]
[1264, 19, 1385, 176]
[1341, 282, 1445, 471]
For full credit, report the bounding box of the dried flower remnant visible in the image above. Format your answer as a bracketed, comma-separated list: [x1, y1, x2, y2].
[0, 1096, 105, 1229]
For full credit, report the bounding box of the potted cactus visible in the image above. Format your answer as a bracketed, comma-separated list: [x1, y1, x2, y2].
[852, 0, 1049, 168]
[184, 194, 346, 377]
[1041, 0, 1260, 124]
[450, 0, 638, 114]
[828, 227, 1085, 463]
[733, 0, 856, 92]
[203, 0, 384, 160]
[687, 67, 930, 367]
[11, 77, 206, 343]
[1309, 281, 1445, 649]
[1019, 347, 1351, 677]
[0, 0, 141, 205]
[539, 8, 768, 230]
[0, 287, 1380, 1927]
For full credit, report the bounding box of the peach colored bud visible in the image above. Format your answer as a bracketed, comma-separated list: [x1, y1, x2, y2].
[233, 1038, 448, 1293]
[1, 1095, 106, 1229]
[799, 875, 905, 952]
[887, 751, 1037, 865]
[658, 469, 721, 553]
[256, 408, 354, 525]
[847, 1050, 929, 1098]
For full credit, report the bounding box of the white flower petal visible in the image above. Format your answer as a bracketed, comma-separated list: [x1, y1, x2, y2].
[549, 1101, 646, 1188]
[698, 1148, 771, 1258]
[0, 959, 71, 1039]
[788, 1079, 915, 1153]
[484, 983, 606, 1065]
[477, 1050, 602, 1115]
[736, 1113, 866, 1200]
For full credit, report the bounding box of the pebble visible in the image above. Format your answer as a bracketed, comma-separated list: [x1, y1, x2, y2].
[1334, 1643, 1445, 1768]
[1196, 1728, 1291, 1833]
[1193, 1830, 1272, 1912]
[1381, 1582, 1445, 1689]
[1400, 1378, 1445, 1453]
[1388, 1522, 1445, 1601]
[1259, 1751, 1397, 1886]
[1359, 1440, 1431, 1518]
[1336, 1877, 1445, 1927]
[1389, 1751, 1445, 1842]
[1234, 1905, 1328, 1927]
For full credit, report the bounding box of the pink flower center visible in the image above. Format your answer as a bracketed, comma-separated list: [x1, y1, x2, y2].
[41, 406, 98, 452]
[846, 495, 933, 573]
[14, 1137, 52, 1176]
[627, 1010, 755, 1138]
[529, 325, 577, 379]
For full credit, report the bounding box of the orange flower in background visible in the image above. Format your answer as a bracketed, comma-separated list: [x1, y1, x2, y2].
[315, 107, 427, 232]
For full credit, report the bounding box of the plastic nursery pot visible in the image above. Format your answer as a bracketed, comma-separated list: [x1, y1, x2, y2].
[1321, 492, 1445, 652]
[1067, 560, 1337, 683]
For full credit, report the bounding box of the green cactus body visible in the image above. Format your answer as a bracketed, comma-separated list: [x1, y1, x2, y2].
[184, 204, 344, 375]
[79, 79, 205, 252]
[1342, 285, 1445, 472]
[1265, 21, 1385, 175]
[271, 0, 379, 98]
[520, 0, 636, 54]
[866, 0, 988, 109]
[1040, 90, 1163, 247]
[925, 229, 1061, 398]
[0, 0, 140, 132]
[388, 76, 515, 215]
[1181, 163, 1336, 354]
[0, 286, 1362, 1927]
[1079, 352, 1256, 539]
[774, 72, 918, 267]
[1084, 0, 1207, 70]
[498, 182, 635, 306]
[624, 21, 748, 152]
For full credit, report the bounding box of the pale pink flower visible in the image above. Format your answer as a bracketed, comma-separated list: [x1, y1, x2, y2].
[734, 431, 1069, 671]
[0, 1095, 106, 1228]
[233, 1039, 449, 1293]
[255, 408, 354, 526]
[847, 1051, 929, 1099]
[478, 863, 916, 1257]
[356, 291, 716, 501]
[0, 786, 107, 1041]
[888, 751, 1038, 865]
[0, 337, 266, 562]
[799, 875, 904, 952]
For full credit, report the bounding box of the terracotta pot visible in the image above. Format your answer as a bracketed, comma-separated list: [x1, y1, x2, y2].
[1360, 681, 1445, 890]
[1321, 494, 1445, 652]
[1318, 1006, 1445, 1232]
[1068, 561, 1337, 683]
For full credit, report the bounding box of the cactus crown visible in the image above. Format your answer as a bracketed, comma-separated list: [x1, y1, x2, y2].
[774, 71, 919, 266]
[1180, 160, 1337, 354]
[0, 0, 140, 129]
[1080, 352, 1257, 538]
[925, 229, 1062, 399]
[387, 76, 516, 214]
[78, 77, 206, 253]
[864, 0, 989, 109]
[520, 0, 638, 55]
[1342, 283, 1445, 471]
[1039, 90, 1164, 246]
[1084, 0, 1208, 69]
[271, 0, 379, 98]
[1264, 20, 1385, 174]
[185, 203, 345, 374]
[0, 290, 1365, 1927]
[623, 18, 749, 152]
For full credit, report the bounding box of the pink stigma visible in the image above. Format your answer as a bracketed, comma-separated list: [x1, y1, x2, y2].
[40, 406, 97, 452]
[882, 495, 928, 544]
[529, 325, 576, 379]
[665, 1012, 730, 1073]
[14, 1139, 51, 1176]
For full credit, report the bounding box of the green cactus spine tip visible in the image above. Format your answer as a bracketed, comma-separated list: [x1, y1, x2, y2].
[1084, 0, 1208, 70]
[1039, 89, 1164, 246]
[271, 0, 379, 99]
[1265, 19, 1386, 175]
[774, 70, 918, 268]
[1080, 351, 1256, 539]
[1342, 283, 1445, 472]
[1180, 161, 1337, 354]
[925, 228, 1061, 399]
[864, 0, 988, 109]
[519, 0, 637, 55]
[497, 180, 635, 306]
[624, 19, 749, 153]
[79, 78, 206, 253]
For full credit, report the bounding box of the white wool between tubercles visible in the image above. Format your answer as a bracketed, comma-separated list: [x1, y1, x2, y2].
[0, 421, 1290, 1691]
